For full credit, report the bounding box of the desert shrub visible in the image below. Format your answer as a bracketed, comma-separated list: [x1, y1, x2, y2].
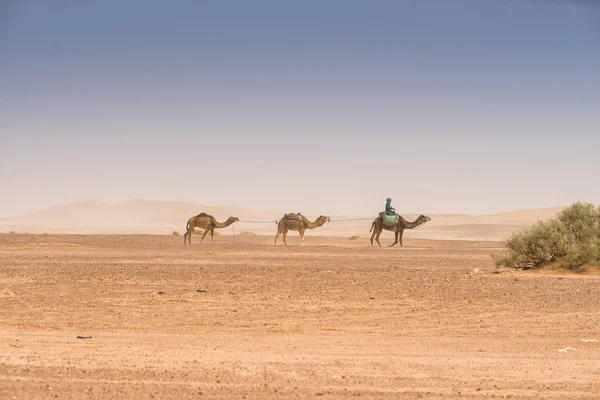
[9, 231, 16, 235]
[172, 231, 180, 236]
[349, 235, 360, 241]
[493, 202, 600, 271]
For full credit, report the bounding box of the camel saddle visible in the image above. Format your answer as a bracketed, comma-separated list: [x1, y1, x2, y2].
[283, 213, 302, 221]
[380, 212, 398, 227]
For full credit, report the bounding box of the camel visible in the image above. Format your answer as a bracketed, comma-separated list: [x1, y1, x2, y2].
[274, 214, 330, 246]
[184, 213, 239, 244]
[369, 214, 431, 247]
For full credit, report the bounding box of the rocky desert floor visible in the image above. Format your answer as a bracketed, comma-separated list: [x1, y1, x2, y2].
[0, 233, 599, 399]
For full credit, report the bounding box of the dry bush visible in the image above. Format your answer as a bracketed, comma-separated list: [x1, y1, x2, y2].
[9, 231, 16, 235]
[172, 231, 180, 236]
[349, 235, 360, 241]
[493, 202, 600, 271]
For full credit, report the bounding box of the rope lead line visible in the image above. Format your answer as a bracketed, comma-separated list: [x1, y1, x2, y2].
[237, 218, 374, 224]
[329, 218, 374, 223]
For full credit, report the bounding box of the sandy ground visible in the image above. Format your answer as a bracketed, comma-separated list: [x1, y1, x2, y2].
[1, 233, 599, 399]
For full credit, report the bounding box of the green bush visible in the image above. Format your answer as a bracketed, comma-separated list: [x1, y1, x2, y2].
[493, 202, 600, 271]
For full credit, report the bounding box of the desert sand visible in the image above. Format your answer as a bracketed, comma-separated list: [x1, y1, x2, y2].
[1, 232, 598, 399]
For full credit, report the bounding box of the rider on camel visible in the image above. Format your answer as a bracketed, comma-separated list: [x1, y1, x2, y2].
[385, 198, 396, 215]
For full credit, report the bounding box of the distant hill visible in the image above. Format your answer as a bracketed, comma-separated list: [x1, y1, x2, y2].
[0, 200, 283, 234]
[0, 200, 565, 241]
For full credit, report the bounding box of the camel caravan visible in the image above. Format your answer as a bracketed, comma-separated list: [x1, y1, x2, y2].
[183, 198, 431, 247]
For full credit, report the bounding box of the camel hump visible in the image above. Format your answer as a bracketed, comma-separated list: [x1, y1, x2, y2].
[283, 212, 302, 221]
[196, 212, 209, 218]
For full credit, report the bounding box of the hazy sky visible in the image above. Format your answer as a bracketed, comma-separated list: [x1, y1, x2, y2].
[1, 0, 599, 217]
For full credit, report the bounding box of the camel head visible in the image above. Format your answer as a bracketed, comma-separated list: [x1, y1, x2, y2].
[228, 217, 240, 223]
[418, 215, 432, 223]
[317, 215, 331, 224]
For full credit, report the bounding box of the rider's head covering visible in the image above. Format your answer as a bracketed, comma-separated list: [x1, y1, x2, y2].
[386, 197, 392, 202]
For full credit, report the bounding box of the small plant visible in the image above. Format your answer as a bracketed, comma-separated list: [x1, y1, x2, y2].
[493, 202, 600, 271]
[9, 231, 16, 235]
[349, 235, 360, 241]
[172, 231, 180, 236]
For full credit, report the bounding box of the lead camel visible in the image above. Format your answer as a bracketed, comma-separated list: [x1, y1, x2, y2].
[369, 214, 431, 247]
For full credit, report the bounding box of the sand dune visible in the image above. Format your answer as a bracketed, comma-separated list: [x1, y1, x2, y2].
[0, 200, 565, 241]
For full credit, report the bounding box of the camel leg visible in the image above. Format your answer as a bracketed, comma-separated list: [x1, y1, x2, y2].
[200, 228, 210, 243]
[210, 229, 215, 243]
[297, 230, 304, 247]
[370, 229, 376, 246]
[185, 226, 194, 244]
[389, 231, 399, 247]
[274, 226, 281, 245]
[375, 230, 382, 247]
[398, 230, 404, 247]
[282, 230, 288, 246]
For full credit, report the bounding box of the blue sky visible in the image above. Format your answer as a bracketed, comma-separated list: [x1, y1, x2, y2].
[1, 0, 599, 216]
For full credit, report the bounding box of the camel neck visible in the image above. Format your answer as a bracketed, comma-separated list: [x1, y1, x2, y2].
[400, 216, 425, 229]
[215, 220, 233, 228]
[304, 217, 324, 229]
